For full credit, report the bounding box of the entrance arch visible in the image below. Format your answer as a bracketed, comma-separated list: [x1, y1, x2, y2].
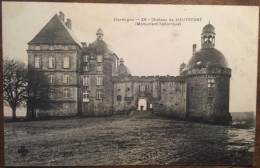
[138, 99, 147, 111]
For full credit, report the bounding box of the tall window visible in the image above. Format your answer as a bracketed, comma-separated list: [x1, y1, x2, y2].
[83, 76, 90, 86]
[140, 85, 145, 92]
[49, 89, 55, 99]
[83, 55, 89, 62]
[96, 76, 103, 85]
[35, 56, 41, 68]
[63, 74, 70, 83]
[97, 65, 103, 72]
[49, 73, 54, 84]
[83, 90, 90, 102]
[49, 56, 55, 68]
[97, 55, 103, 63]
[63, 56, 70, 68]
[63, 88, 69, 98]
[97, 90, 103, 99]
[208, 78, 215, 88]
[83, 64, 89, 71]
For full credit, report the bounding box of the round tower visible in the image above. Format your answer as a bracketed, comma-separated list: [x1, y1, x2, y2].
[183, 23, 232, 125]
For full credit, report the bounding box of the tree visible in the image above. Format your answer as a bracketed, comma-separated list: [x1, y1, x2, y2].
[26, 66, 52, 119]
[3, 59, 27, 120]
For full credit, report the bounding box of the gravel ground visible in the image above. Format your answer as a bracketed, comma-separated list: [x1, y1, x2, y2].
[4, 111, 255, 166]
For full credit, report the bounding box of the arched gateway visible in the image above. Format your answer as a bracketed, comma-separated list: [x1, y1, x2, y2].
[138, 98, 147, 111]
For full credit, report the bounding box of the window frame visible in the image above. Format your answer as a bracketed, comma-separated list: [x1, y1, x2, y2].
[49, 56, 55, 69]
[96, 76, 103, 86]
[34, 56, 41, 68]
[83, 55, 89, 63]
[96, 90, 103, 99]
[63, 88, 69, 98]
[97, 55, 103, 63]
[63, 74, 70, 84]
[49, 73, 54, 84]
[63, 56, 70, 69]
[83, 76, 90, 86]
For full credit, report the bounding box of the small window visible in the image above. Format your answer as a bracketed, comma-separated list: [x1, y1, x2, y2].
[83, 64, 89, 71]
[83, 76, 90, 86]
[49, 45, 54, 50]
[35, 46, 40, 50]
[117, 95, 122, 101]
[49, 73, 54, 84]
[83, 90, 90, 102]
[63, 74, 70, 84]
[97, 55, 103, 63]
[63, 88, 69, 98]
[83, 55, 89, 62]
[63, 56, 70, 68]
[118, 89, 121, 92]
[49, 89, 55, 99]
[96, 76, 103, 85]
[35, 56, 41, 68]
[208, 78, 215, 88]
[97, 65, 103, 72]
[97, 90, 103, 99]
[49, 56, 55, 68]
[127, 88, 130, 91]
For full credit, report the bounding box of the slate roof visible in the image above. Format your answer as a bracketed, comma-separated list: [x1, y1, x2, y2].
[28, 14, 82, 47]
[117, 64, 131, 77]
[88, 40, 113, 54]
[184, 48, 229, 71]
[202, 23, 215, 34]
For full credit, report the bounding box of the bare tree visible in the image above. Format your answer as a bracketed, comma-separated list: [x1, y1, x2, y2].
[3, 59, 27, 120]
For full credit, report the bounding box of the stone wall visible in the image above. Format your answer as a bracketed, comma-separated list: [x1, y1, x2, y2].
[185, 68, 231, 125]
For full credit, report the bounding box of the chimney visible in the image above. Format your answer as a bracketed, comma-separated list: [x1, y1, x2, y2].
[192, 44, 197, 54]
[81, 42, 87, 47]
[66, 19, 72, 29]
[59, 11, 64, 22]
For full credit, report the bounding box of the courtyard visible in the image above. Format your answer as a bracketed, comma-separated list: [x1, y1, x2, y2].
[4, 111, 255, 166]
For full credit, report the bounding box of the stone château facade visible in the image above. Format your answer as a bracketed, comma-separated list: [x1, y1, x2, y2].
[27, 12, 232, 125]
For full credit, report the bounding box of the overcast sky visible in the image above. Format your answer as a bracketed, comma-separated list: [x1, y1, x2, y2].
[2, 2, 259, 116]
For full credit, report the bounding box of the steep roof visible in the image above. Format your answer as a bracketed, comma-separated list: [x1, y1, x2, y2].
[28, 14, 82, 47]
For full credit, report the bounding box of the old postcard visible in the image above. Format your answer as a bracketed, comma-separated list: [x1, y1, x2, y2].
[2, 2, 259, 166]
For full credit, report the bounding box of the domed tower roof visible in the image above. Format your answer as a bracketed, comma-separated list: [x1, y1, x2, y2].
[96, 28, 103, 35]
[117, 58, 131, 77]
[202, 23, 215, 34]
[185, 48, 229, 70]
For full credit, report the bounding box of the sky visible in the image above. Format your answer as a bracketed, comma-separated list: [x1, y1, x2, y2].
[2, 2, 259, 116]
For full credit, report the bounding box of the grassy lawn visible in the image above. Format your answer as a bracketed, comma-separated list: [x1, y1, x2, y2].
[4, 114, 255, 166]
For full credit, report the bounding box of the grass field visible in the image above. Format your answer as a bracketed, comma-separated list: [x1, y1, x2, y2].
[4, 112, 255, 166]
